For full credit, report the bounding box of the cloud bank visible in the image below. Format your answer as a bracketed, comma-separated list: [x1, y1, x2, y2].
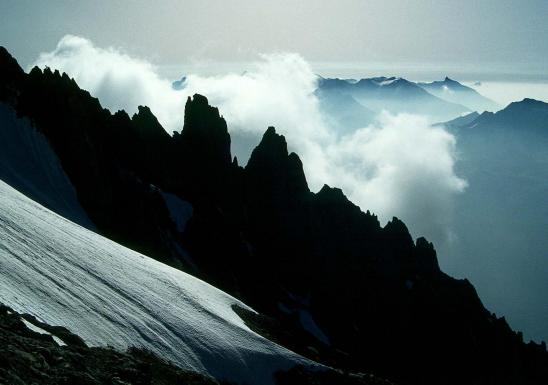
[33, 35, 466, 247]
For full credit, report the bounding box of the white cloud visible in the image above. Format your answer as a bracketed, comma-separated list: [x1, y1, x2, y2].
[33, 35, 467, 246]
[326, 113, 467, 244]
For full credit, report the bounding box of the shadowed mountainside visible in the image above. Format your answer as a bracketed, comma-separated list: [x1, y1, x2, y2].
[438, 98, 548, 344]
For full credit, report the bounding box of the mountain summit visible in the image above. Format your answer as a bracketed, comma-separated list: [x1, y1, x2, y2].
[418, 77, 500, 112]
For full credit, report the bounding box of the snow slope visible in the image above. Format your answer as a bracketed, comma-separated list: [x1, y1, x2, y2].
[0, 103, 94, 229]
[0, 179, 313, 385]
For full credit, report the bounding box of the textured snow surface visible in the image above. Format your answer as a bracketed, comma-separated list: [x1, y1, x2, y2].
[0, 103, 94, 229]
[0, 180, 312, 384]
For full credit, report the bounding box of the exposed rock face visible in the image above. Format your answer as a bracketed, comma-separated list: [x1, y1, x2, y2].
[1, 46, 547, 385]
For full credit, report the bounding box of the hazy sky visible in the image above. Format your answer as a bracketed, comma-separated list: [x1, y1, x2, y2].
[1, 0, 547, 71]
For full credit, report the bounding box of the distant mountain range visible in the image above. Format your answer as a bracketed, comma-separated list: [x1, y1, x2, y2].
[1, 45, 547, 385]
[316, 75, 499, 124]
[315, 86, 376, 133]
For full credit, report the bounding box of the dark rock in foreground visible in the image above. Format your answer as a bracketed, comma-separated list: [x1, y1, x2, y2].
[0, 303, 391, 385]
[0, 304, 219, 385]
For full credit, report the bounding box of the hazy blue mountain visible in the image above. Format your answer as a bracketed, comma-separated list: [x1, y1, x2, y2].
[315, 87, 375, 133]
[439, 98, 548, 344]
[317, 76, 470, 121]
[419, 77, 500, 112]
[469, 98, 548, 130]
[435, 111, 479, 129]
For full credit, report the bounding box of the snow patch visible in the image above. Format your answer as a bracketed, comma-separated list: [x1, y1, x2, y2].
[442, 85, 455, 94]
[0, 180, 312, 385]
[21, 318, 49, 335]
[375, 77, 400, 86]
[20, 318, 67, 346]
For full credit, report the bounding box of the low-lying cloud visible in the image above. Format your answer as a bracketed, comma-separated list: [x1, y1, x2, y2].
[33, 35, 467, 247]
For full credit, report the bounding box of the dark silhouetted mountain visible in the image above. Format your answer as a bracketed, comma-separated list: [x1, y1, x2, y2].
[1, 46, 547, 385]
[174, 94, 235, 204]
[246, 126, 309, 197]
[0, 46, 25, 104]
[418, 77, 500, 112]
[317, 76, 469, 121]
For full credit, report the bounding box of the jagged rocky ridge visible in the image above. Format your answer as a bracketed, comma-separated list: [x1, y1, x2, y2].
[1, 46, 547, 385]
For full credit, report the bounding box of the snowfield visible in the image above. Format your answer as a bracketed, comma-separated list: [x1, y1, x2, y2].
[0, 179, 313, 385]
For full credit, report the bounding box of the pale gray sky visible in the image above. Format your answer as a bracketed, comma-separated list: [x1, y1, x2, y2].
[1, 0, 547, 70]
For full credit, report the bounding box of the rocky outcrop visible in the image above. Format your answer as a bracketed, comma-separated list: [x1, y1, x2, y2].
[246, 127, 309, 196]
[180, 94, 231, 164]
[0, 304, 220, 385]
